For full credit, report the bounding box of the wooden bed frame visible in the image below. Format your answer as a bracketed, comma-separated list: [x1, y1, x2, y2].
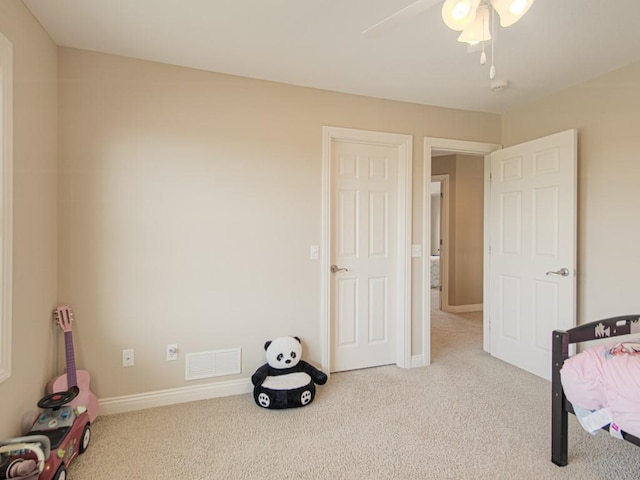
[551, 314, 640, 466]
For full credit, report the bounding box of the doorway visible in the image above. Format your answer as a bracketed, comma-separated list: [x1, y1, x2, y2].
[421, 138, 501, 366]
[422, 131, 577, 377]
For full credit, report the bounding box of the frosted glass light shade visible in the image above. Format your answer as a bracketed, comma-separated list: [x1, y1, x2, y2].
[457, 5, 491, 44]
[442, 0, 481, 31]
[491, 0, 536, 27]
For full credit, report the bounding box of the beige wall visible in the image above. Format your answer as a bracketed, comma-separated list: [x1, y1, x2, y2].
[58, 48, 501, 399]
[452, 155, 483, 306]
[502, 61, 640, 324]
[430, 192, 440, 256]
[0, 1, 58, 438]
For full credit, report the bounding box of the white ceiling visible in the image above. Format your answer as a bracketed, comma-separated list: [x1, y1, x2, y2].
[22, 0, 640, 114]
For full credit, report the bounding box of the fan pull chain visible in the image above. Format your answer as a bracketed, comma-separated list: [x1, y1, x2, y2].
[480, 4, 487, 65]
[489, 5, 496, 79]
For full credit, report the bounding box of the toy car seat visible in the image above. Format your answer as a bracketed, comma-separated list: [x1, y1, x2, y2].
[0, 435, 50, 480]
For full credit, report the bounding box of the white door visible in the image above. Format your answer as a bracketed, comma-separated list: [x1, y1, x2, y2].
[489, 129, 577, 380]
[330, 140, 398, 372]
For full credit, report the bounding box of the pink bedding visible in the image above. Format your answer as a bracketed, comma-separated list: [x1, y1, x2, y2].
[560, 340, 640, 438]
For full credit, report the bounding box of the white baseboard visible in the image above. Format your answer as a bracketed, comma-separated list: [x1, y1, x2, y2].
[98, 378, 253, 416]
[98, 353, 435, 415]
[411, 355, 425, 368]
[445, 303, 483, 313]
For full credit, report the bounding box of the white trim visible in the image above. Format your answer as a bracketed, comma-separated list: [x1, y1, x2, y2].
[321, 127, 413, 373]
[425, 138, 500, 155]
[98, 378, 253, 415]
[0, 33, 13, 384]
[446, 304, 484, 313]
[411, 354, 425, 368]
[422, 138, 501, 367]
[482, 155, 492, 353]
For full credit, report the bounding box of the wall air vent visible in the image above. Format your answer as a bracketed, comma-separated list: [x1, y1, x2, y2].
[185, 348, 241, 381]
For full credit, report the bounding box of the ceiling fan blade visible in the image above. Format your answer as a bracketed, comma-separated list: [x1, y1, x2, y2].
[362, 0, 442, 37]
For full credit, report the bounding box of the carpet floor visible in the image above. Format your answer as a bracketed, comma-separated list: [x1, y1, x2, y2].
[67, 300, 640, 479]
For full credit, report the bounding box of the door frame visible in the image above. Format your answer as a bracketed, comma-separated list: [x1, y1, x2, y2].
[430, 174, 449, 312]
[321, 126, 413, 373]
[422, 137, 501, 366]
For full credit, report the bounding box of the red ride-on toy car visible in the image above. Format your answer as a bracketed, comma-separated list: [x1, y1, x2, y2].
[0, 386, 91, 480]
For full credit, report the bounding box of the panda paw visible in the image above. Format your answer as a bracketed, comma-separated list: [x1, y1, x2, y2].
[257, 392, 271, 408]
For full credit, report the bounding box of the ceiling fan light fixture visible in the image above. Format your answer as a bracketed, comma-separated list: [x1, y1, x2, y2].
[508, 0, 529, 15]
[457, 4, 491, 44]
[491, 0, 535, 27]
[442, 0, 481, 31]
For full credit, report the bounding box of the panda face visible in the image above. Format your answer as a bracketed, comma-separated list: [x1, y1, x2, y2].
[265, 336, 302, 370]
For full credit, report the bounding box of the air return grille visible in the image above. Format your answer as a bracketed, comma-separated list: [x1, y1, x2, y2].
[185, 348, 241, 381]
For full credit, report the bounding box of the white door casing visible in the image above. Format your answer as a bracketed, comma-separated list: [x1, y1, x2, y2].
[489, 129, 577, 380]
[321, 127, 412, 373]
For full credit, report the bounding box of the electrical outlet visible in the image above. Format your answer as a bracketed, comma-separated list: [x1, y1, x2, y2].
[166, 344, 178, 361]
[122, 349, 134, 367]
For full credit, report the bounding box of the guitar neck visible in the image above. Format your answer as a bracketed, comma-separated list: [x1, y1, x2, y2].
[64, 330, 78, 388]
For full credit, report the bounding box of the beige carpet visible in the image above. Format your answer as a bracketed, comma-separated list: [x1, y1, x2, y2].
[68, 301, 640, 479]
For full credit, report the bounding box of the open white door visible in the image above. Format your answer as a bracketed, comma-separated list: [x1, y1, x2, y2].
[488, 129, 577, 380]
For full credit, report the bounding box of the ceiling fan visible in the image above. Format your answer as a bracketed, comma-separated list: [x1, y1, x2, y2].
[362, 0, 442, 37]
[363, 0, 536, 84]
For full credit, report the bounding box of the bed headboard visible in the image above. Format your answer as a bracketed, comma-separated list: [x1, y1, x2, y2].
[559, 314, 640, 345]
[553, 314, 640, 365]
[551, 314, 640, 466]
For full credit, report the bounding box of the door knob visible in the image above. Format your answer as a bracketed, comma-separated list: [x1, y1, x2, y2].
[546, 267, 570, 277]
[330, 264, 348, 273]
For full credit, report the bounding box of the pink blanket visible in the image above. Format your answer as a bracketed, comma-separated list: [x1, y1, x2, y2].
[560, 340, 640, 438]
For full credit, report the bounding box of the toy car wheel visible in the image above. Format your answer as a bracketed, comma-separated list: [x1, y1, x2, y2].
[53, 465, 66, 480]
[79, 424, 91, 453]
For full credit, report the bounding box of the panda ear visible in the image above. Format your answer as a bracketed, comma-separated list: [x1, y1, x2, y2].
[264, 341, 272, 351]
[293, 336, 301, 343]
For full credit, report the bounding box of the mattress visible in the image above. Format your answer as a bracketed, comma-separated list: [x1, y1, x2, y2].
[560, 339, 640, 437]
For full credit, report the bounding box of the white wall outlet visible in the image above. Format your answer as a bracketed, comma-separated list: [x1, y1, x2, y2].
[310, 244, 319, 260]
[122, 349, 134, 367]
[166, 343, 178, 361]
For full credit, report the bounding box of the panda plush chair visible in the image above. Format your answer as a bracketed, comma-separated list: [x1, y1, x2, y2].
[251, 336, 327, 409]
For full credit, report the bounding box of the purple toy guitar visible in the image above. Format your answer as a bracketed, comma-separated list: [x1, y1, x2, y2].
[46, 305, 98, 423]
